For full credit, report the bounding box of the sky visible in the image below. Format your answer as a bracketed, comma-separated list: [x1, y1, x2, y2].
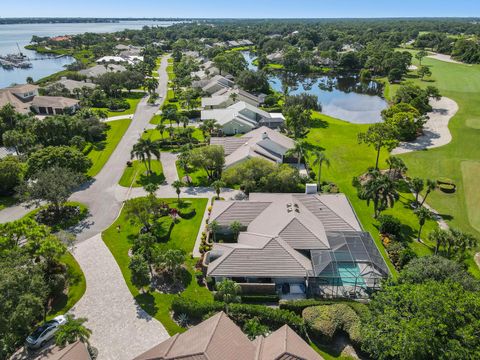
[2, 0, 480, 18]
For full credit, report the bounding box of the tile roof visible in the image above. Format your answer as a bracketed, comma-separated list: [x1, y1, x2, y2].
[35, 341, 91, 360]
[255, 325, 323, 360]
[207, 234, 312, 278]
[134, 312, 256, 360]
[32, 96, 79, 109]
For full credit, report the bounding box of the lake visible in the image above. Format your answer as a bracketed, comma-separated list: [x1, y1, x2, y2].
[242, 51, 388, 124]
[0, 20, 177, 87]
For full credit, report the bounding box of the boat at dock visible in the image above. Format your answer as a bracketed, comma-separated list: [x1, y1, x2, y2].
[0, 43, 33, 69]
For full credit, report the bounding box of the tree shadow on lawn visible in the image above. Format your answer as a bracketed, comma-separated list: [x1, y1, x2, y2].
[310, 117, 329, 129]
[138, 171, 166, 186]
[303, 141, 326, 152]
[135, 292, 158, 321]
[91, 140, 106, 151]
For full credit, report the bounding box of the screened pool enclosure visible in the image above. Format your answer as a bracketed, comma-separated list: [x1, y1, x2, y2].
[309, 231, 389, 298]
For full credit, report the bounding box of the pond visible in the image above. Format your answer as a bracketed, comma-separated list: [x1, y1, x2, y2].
[242, 51, 388, 124]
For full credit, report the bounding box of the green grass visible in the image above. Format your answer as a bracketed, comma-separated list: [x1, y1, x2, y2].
[176, 162, 210, 186]
[118, 160, 165, 188]
[461, 161, 480, 233]
[93, 93, 144, 118]
[102, 198, 211, 335]
[0, 195, 16, 211]
[24, 201, 89, 232]
[87, 118, 131, 177]
[142, 126, 204, 142]
[305, 113, 438, 277]
[385, 50, 480, 276]
[150, 114, 162, 125]
[47, 252, 86, 319]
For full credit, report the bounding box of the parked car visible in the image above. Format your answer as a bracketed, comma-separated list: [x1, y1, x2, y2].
[25, 315, 67, 349]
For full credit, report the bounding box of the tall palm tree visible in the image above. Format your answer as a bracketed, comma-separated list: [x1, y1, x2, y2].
[156, 123, 166, 140]
[208, 220, 219, 242]
[415, 206, 433, 242]
[429, 228, 449, 255]
[211, 180, 225, 200]
[411, 177, 424, 205]
[286, 140, 306, 166]
[386, 156, 407, 179]
[177, 152, 191, 185]
[54, 314, 92, 347]
[144, 77, 159, 95]
[420, 179, 436, 206]
[361, 171, 398, 218]
[229, 221, 242, 241]
[312, 150, 330, 190]
[131, 138, 161, 175]
[172, 180, 184, 203]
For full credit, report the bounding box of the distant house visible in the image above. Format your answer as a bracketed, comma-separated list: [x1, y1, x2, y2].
[96, 55, 143, 65]
[50, 77, 96, 92]
[205, 193, 389, 299]
[202, 87, 264, 109]
[200, 75, 235, 95]
[238, 39, 254, 46]
[201, 101, 284, 135]
[134, 311, 323, 360]
[266, 50, 284, 63]
[78, 64, 127, 78]
[0, 84, 79, 115]
[210, 126, 295, 168]
[31, 96, 80, 115]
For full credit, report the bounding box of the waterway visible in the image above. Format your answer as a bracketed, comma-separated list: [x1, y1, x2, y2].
[0, 20, 176, 87]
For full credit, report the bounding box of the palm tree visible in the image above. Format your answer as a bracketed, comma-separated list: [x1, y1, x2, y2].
[420, 179, 436, 206]
[429, 228, 449, 255]
[312, 150, 330, 190]
[211, 180, 225, 200]
[156, 123, 166, 140]
[386, 156, 407, 179]
[172, 180, 184, 203]
[286, 140, 306, 166]
[54, 314, 92, 347]
[448, 228, 477, 259]
[156, 249, 185, 279]
[167, 126, 175, 140]
[361, 171, 398, 218]
[214, 279, 241, 313]
[229, 221, 242, 241]
[208, 220, 219, 242]
[131, 138, 161, 175]
[411, 177, 424, 205]
[415, 206, 433, 242]
[144, 77, 159, 95]
[143, 182, 159, 197]
[177, 152, 191, 185]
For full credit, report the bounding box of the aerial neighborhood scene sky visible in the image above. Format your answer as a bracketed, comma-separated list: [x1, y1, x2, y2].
[2, 0, 480, 17]
[1, 2, 480, 360]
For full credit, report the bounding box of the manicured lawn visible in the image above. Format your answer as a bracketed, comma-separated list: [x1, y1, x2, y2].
[0, 195, 16, 211]
[142, 127, 205, 142]
[384, 50, 480, 275]
[118, 160, 165, 188]
[48, 252, 86, 319]
[305, 113, 437, 277]
[150, 114, 162, 125]
[176, 162, 210, 186]
[87, 118, 131, 177]
[93, 93, 145, 118]
[102, 198, 211, 335]
[461, 161, 480, 233]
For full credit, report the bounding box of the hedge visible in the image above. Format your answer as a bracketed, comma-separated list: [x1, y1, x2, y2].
[280, 299, 370, 321]
[437, 177, 455, 185]
[240, 294, 280, 303]
[438, 183, 456, 193]
[171, 297, 303, 332]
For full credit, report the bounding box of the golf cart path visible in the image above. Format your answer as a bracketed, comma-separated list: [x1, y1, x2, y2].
[392, 97, 458, 155]
[71, 233, 169, 360]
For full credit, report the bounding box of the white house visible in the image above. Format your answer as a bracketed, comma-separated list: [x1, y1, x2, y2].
[202, 88, 264, 109]
[201, 101, 284, 135]
[210, 126, 295, 168]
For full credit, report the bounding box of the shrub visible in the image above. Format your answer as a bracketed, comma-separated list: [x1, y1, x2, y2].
[438, 183, 456, 193]
[437, 177, 454, 185]
[385, 242, 417, 270]
[302, 304, 363, 345]
[280, 299, 370, 321]
[377, 214, 402, 236]
[171, 297, 223, 320]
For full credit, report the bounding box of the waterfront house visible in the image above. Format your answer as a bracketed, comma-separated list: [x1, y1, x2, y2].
[202, 87, 264, 109]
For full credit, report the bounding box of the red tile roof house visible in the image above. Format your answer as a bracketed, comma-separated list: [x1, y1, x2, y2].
[205, 193, 389, 299]
[134, 311, 323, 360]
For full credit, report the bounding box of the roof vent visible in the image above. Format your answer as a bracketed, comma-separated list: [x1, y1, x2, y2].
[262, 132, 269, 140]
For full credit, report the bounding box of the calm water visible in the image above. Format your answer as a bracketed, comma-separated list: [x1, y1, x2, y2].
[242, 51, 387, 124]
[0, 21, 176, 87]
